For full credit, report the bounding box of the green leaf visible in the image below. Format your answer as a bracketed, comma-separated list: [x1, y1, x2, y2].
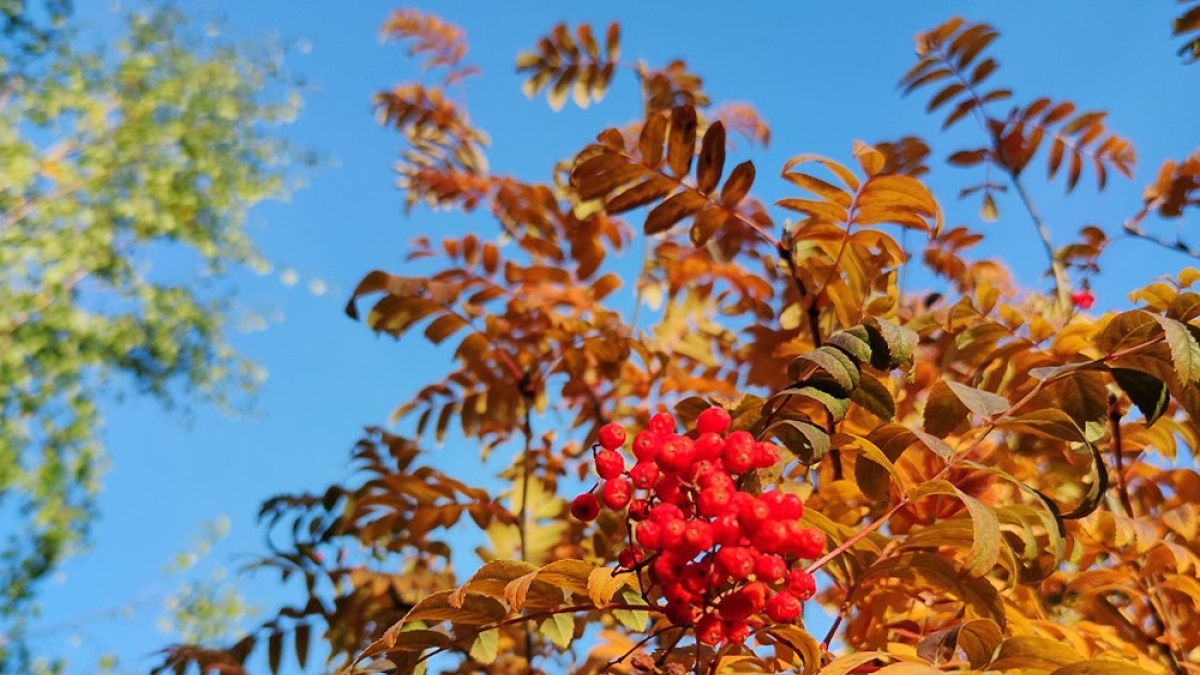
[865, 317, 918, 371]
[827, 325, 873, 364]
[612, 587, 649, 631]
[850, 371, 895, 420]
[469, 628, 499, 664]
[1111, 368, 1169, 425]
[1151, 315, 1200, 383]
[537, 612, 575, 649]
[790, 345, 860, 393]
[766, 418, 831, 464]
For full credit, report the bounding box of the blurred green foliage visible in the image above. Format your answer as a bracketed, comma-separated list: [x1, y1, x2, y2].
[0, 3, 305, 669]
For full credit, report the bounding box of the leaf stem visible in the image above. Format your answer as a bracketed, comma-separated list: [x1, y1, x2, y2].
[1010, 173, 1071, 309]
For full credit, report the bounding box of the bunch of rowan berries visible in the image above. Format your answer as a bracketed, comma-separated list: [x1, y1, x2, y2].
[570, 406, 824, 647]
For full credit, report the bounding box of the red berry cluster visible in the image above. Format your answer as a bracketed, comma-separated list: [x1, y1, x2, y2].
[570, 407, 824, 647]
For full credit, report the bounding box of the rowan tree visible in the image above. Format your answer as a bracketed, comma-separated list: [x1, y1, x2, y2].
[161, 6, 1200, 675]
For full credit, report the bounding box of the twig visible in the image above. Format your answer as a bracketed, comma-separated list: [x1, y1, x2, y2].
[602, 625, 679, 673]
[1010, 173, 1071, 309]
[1107, 393, 1134, 518]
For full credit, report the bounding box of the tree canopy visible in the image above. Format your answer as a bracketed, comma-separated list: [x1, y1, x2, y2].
[0, 4, 302, 670]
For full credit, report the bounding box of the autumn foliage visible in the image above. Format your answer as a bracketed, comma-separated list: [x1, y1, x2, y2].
[160, 8, 1200, 675]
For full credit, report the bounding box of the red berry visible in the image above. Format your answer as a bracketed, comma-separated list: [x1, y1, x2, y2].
[629, 461, 660, 490]
[697, 468, 734, 492]
[657, 435, 696, 473]
[654, 474, 688, 505]
[724, 620, 750, 644]
[681, 560, 712, 594]
[713, 513, 742, 546]
[650, 503, 684, 524]
[716, 546, 755, 580]
[695, 432, 725, 461]
[570, 493, 600, 521]
[718, 587, 757, 622]
[665, 599, 696, 625]
[766, 591, 803, 622]
[648, 412, 675, 435]
[736, 496, 770, 535]
[794, 527, 825, 559]
[724, 431, 756, 473]
[752, 442, 780, 469]
[652, 551, 687, 584]
[764, 492, 802, 520]
[660, 517, 687, 549]
[628, 498, 651, 521]
[696, 613, 725, 645]
[752, 519, 790, 554]
[785, 569, 817, 600]
[682, 520, 715, 553]
[697, 406, 733, 435]
[632, 431, 662, 462]
[753, 553, 787, 583]
[618, 546, 644, 570]
[598, 422, 626, 450]
[595, 449, 625, 479]
[1071, 289, 1095, 310]
[636, 521, 662, 548]
[697, 486, 733, 517]
[600, 477, 632, 510]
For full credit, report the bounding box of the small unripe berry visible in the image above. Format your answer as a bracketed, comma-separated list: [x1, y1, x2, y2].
[598, 422, 627, 450]
[600, 477, 633, 510]
[648, 412, 676, 434]
[766, 590, 803, 622]
[570, 493, 600, 521]
[595, 449, 625, 479]
[697, 406, 733, 435]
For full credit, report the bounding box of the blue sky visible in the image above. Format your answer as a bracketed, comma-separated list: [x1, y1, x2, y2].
[24, 1, 1200, 671]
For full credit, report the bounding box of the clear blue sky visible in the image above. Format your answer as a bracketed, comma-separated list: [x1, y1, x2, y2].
[25, 1, 1199, 671]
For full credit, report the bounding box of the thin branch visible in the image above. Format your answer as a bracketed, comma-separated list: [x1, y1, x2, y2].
[1010, 173, 1071, 309]
[1107, 393, 1134, 518]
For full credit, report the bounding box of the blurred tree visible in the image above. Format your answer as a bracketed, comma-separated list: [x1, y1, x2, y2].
[0, 0, 71, 65]
[0, 3, 305, 670]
